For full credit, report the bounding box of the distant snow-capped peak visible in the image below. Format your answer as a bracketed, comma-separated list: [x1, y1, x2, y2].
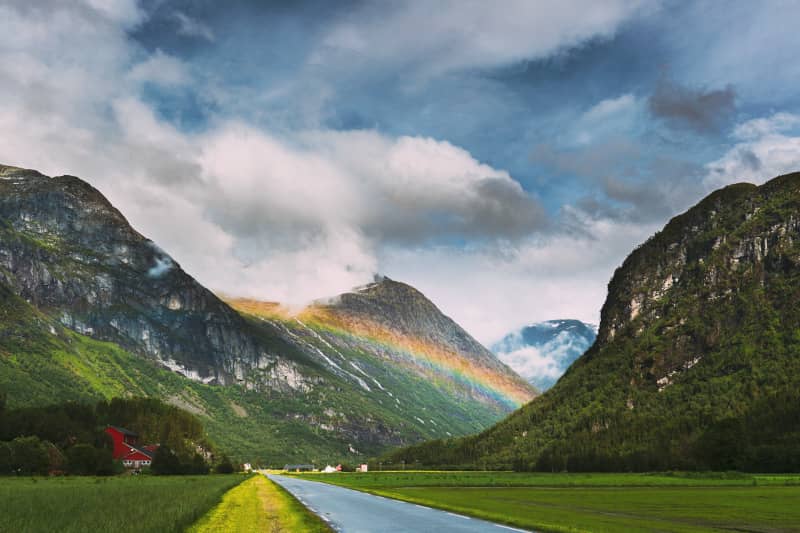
[492, 319, 597, 391]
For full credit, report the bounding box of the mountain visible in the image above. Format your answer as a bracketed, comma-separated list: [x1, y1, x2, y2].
[0, 164, 534, 463]
[0, 164, 273, 383]
[388, 172, 800, 472]
[226, 277, 533, 414]
[491, 320, 597, 390]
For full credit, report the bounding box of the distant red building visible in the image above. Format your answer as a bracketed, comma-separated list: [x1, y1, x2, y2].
[105, 426, 157, 469]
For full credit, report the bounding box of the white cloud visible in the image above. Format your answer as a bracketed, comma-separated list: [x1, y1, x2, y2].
[705, 112, 800, 189]
[128, 50, 191, 87]
[570, 93, 643, 146]
[85, 0, 144, 26]
[313, 0, 655, 78]
[383, 215, 657, 343]
[0, 1, 549, 312]
[0, 0, 668, 346]
[173, 11, 215, 42]
[732, 112, 800, 140]
[498, 346, 563, 380]
[186, 124, 545, 303]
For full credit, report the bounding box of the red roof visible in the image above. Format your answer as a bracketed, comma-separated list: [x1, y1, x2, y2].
[122, 448, 153, 461]
[105, 426, 158, 462]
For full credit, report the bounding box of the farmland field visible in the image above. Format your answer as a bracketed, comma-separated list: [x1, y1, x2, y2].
[0, 475, 245, 533]
[295, 471, 800, 532]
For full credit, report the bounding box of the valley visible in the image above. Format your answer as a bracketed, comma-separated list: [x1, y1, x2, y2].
[4, 164, 800, 532]
[3, 2, 800, 531]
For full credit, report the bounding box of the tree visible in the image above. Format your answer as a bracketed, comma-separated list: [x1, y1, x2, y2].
[189, 453, 209, 475]
[0, 442, 12, 474]
[151, 445, 182, 475]
[10, 436, 49, 475]
[215, 455, 234, 474]
[66, 444, 113, 475]
[694, 418, 745, 471]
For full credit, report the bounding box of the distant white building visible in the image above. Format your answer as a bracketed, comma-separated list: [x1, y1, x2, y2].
[358, 464, 368, 472]
[242, 463, 252, 473]
[323, 465, 337, 473]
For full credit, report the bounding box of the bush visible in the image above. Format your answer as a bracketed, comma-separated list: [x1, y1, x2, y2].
[189, 453, 210, 475]
[151, 445, 182, 475]
[215, 455, 234, 474]
[66, 444, 114, 476]
[0, 441, 12, 474]
[10, 436, 49, 475]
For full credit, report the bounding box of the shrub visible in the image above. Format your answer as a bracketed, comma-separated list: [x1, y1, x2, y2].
[215, 456, 234, 474]
[66, 444, 114, 476]
[10, 436, 49, 475]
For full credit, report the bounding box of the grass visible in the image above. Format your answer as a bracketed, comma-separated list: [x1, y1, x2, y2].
[294, 471, 800, 532]
[189, 474, 331, 533]
[0, 475, 244, 533]
[295, 470, 800, 488]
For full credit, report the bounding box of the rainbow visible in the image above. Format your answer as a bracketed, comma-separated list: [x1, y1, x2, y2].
[225, 298, 534, 409]
[300, 307, 535, 409]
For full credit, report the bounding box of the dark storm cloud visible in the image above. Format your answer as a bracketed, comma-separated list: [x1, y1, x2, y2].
[738, 149, 762, 172]
[532, 140, 705, 224]
[648, 77, 736, 134]
[469, 178, 549, 237]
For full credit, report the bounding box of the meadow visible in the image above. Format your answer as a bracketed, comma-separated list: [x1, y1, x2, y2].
[189, 474, 331, 533]
[295, 471, 800, 532]
[0, 475, 244, 533]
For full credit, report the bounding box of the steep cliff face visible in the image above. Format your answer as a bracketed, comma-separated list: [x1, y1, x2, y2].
[0, 164, 273, 384]
[595, 177, 800, 389]
[389, 173, 800, 471]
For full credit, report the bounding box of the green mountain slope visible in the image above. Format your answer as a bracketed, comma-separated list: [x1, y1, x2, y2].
[0, 163, 534, 464]
[388, 173, 800, 472]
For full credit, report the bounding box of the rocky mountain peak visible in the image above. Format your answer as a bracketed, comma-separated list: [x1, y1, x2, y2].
[597, 173, 800, 356]
[0, 164, 268, 382]
[0, 164, 46, 179]
[320, 275, 498, 363]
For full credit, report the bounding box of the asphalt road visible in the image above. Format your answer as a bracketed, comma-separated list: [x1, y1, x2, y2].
[268, 474, 529, 533]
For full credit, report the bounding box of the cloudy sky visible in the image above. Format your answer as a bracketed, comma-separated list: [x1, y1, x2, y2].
[3, 0, 800, 343]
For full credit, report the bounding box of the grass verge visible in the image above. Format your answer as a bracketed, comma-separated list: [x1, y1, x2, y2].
[189, 474, 332, 533]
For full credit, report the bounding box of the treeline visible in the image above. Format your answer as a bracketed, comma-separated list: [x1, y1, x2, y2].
[385, 388, 800, 473]
[0, 394, 227, 475]
[527, 389, 800, 473]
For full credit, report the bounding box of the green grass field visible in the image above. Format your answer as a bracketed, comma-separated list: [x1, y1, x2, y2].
[295, 471, 800, 532]
[0, 475, 245, 533]
[189, 474, 331, 532]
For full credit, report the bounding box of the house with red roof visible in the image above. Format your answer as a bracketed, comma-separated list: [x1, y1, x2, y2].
[105, 426, 158, 469]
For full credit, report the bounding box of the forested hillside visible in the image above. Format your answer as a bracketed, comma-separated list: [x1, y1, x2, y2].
[387, 173, 800, 472]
